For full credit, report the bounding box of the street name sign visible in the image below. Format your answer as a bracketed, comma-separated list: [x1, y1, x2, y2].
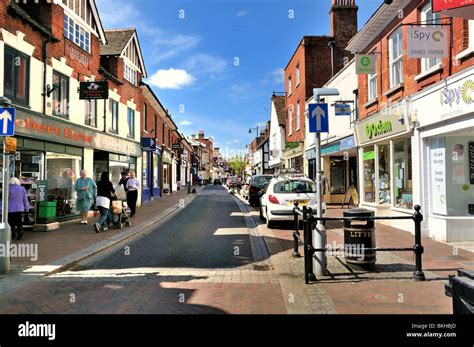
[0, 108, 15, 136]
[309, 103, 329, 133]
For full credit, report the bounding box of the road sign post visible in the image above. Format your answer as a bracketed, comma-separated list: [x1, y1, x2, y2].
[310, 89, 339, 277]
[0, 98, 14, 274]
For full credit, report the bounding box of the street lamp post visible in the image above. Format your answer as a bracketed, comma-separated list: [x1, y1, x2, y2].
[312, 88, 339, 277]
[248, 126, 259, 138]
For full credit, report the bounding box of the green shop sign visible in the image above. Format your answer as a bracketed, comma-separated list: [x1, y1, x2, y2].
[365, 120, 393, 140]
[321, 143, 340, 156]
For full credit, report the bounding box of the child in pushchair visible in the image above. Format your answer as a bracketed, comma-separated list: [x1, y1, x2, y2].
[108, 195, 132, 229]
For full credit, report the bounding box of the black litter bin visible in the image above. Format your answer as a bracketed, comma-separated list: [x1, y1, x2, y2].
[445, 269, 474, 314]
[343, 208, 376, 266]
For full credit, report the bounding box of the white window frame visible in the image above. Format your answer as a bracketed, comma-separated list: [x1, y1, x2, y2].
[296, 101, 300, 131]
[288, 106, 293, 136]
[295, 65, 300, 86]
[367, 53, 377, 101]
[123, 62, 137, 85]
[288, 77, 292, 96]
[421, 3, 441, 72]
[64, 14, 91, 53]
[389, 27, 403, 87]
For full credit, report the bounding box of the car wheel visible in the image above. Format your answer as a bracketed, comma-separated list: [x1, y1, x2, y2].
[266, 209, 275, 229]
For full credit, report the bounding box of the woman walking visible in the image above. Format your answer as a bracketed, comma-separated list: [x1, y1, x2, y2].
[8, 177, 30, 241]
[94, 172, 115, 233]
[126, 171, 140, 217]
[74, 170, 97, 224]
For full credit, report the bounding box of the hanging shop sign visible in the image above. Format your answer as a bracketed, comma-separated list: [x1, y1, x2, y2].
[432, 0, 473, 12]
[407, 27, 448, 59]
[162, 151, 173, 164]
[355, 102, 409, 145]
[141, 137, 157, 151]
[79, 81, 109, 100]
[355, 54, 376, 75]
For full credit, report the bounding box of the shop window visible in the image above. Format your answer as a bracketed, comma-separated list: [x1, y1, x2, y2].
[378, 144, 391, 204]
[153, 154, 159, 190]
[142, 151, 148, 189]
[389, 27, 403, 87]
[127, 108, 135, 138]
[430, 133, 474, 217]
[84, 99, 97, 127]
[288, 106, 293, 136]
[4, 46, 29, 106]
[110, 100, 119, 133]
[53, 71, 69, 119]
[394, 139, 413, 209]
[363, 146, 375, 203]
[46, 153, 82, 218]
[330, 157, 346, 194]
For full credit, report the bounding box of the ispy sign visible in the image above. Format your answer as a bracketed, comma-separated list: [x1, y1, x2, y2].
[407, 27, 448, 59]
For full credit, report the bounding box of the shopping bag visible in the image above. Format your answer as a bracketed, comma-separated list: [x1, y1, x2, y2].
[111, 200, 122, 214]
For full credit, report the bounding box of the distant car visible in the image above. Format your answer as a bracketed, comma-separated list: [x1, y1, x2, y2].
[260, 176, 326, 229]
[248, 175, 273, 207]
[227, 176, 241, 189]
[214, 178, 222, 185]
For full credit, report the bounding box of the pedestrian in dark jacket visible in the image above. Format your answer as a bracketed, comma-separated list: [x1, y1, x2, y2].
[8, 177, 30, 241]
[119, 172, 129, 193]
[126, 171, 139, 217]
[94, 172, 115, 233]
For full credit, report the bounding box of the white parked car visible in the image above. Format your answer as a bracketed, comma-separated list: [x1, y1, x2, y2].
[260, 176, 326, 228]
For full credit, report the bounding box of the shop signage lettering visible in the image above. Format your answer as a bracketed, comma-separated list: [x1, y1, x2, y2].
[440, 79, 474, 107]
[407, 27, 448, 59]
[15, 117, 93, 144]
[365, 120, 393, 140]
[79, 81, 109, 100]
[69, 46, 89, 67]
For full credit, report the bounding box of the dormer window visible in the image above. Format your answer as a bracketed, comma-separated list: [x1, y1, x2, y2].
[123, 63, 137, 85]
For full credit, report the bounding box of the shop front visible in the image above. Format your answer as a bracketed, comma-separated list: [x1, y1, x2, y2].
[162, 150, 173, 194]
[141, 140, 161, 203]
[12, 109, 141, 225]
[411, 66, 474, 241]
[306, 135, 357, 204]
[355, 101, 413, 229]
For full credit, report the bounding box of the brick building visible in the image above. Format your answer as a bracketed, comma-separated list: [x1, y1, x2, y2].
[0, 0, 144, 225]
[346, 0, 474, 241]
[283, 0, 358, 172]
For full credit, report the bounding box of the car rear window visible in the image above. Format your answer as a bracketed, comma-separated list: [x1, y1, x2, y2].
[273, 180, 316, 193]
[251, 176, 272, 187]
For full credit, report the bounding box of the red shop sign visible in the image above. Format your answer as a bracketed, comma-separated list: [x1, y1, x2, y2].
[432, 0, 474, 12]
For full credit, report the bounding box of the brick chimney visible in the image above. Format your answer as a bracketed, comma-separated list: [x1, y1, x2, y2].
[198, 130, 205, 139]
[330, 0, 358, 73]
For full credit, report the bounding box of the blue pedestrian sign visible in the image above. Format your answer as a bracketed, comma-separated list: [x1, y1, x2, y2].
[309, 103, 329, 133]
[0, 108, 15, 136]
[335, 103, 351, 116]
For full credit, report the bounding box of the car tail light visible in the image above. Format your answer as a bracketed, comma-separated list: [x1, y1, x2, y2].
[268, 195, 280, 204]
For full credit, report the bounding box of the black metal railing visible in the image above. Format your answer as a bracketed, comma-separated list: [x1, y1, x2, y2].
[292, 203, 425, 284]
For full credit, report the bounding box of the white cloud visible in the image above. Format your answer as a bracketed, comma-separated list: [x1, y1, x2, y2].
[96, 0, 140, 27]
[180, 120, 192, 126]
[237, 11, 247, 17]
[256, 122, 267, 128]
[148, 69, 195, 90]
[272, 68, 285, 84]
[183, 54, 228, 76]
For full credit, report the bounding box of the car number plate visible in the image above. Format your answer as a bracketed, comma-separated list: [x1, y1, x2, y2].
[288, 200, 309, 206]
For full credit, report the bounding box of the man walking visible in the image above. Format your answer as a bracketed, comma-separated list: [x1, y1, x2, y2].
[126, 171, 140, 217]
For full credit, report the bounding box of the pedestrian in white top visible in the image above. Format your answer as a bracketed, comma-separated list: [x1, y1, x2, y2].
[126, 171, 140, 217]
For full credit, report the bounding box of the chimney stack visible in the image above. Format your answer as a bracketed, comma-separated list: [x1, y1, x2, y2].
[330, 0, 358, 73]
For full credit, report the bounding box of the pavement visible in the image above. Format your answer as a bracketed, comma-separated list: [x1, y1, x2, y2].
[0, 184, 473, 315]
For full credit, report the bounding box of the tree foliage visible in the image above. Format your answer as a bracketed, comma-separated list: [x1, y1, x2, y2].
[228, 155, 246, 175]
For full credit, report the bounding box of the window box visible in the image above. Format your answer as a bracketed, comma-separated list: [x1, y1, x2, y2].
[415, 63, 443, 82]
[384, 83, 404, 97]
[363, 98, 378, 109]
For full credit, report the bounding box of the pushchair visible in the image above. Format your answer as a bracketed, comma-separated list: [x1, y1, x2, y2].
[108, 196, 131, 229]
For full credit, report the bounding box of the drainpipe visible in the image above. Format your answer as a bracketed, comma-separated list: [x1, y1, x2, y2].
[328, 41, 336, 78]
[42, 38, 50, 116]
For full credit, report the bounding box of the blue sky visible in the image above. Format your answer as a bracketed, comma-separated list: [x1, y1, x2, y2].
[96, 0, 382, 157]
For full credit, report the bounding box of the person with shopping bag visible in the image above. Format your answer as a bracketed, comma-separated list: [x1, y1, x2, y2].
[94, 171, 115, 233]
